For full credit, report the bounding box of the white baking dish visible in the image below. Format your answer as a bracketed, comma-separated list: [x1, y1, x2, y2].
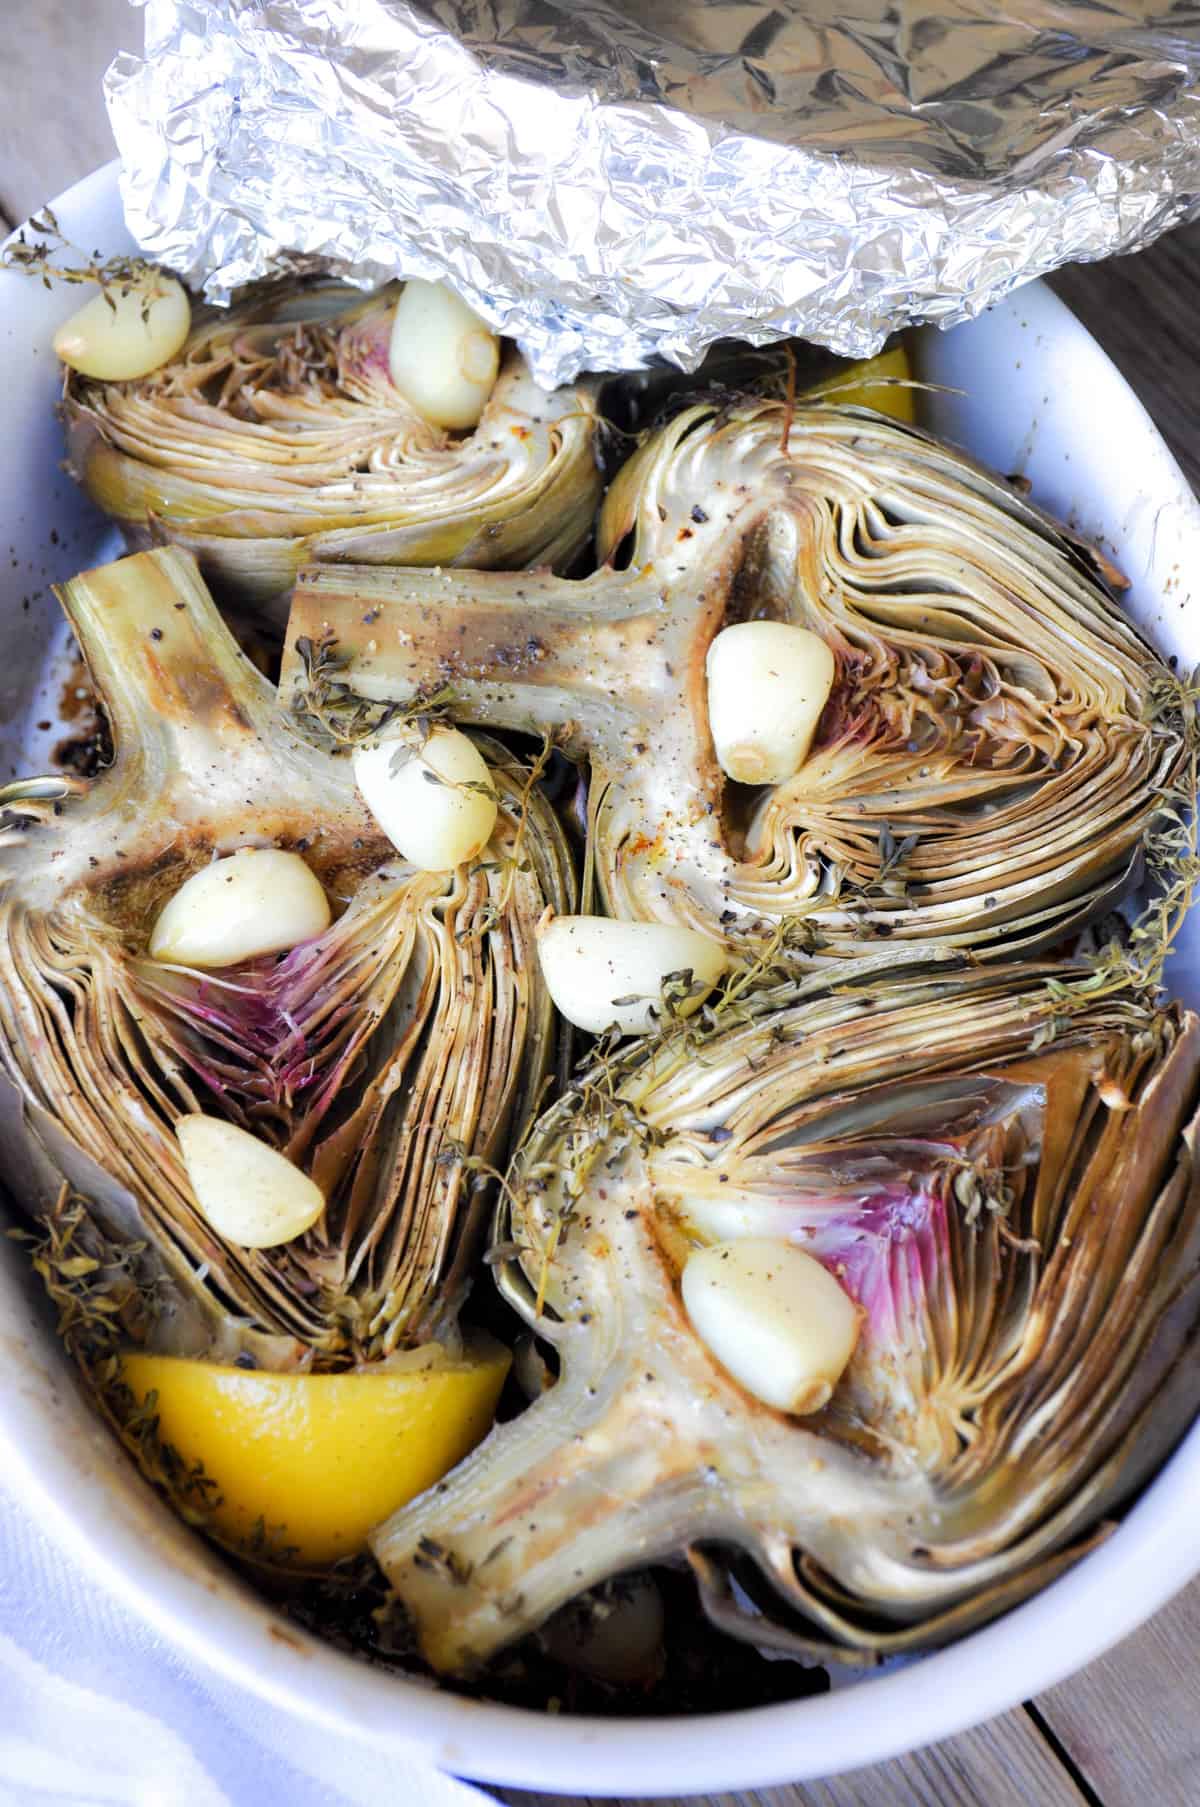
[2, 162, 1199, 1797]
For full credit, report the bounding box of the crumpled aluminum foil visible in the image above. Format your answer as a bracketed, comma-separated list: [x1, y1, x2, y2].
[105, 0, 1200, 388]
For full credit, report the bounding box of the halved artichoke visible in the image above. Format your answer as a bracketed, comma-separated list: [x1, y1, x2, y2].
[372, 959, 1200, 1672]
[283, 400, 1191, 958]
[61, 282, 603, 618]
[0, 546, 573, 1369]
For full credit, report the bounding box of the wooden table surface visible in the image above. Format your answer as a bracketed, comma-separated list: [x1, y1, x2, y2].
[5, 9, 1200, 1804]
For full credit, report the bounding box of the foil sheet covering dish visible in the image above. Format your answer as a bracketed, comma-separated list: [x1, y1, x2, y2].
[106, 0, 1200, 386]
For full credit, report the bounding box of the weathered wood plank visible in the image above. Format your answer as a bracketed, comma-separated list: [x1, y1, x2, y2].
[1034, 1575, 1200, 1807]
[0, 0, 139, 225]
[493, 1702, 1089, 1807]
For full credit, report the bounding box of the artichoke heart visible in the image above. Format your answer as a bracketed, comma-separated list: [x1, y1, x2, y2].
[61, 281, 603, 618]
[283, 400, 1192, 959]
[372, 960, 1200, 1673]
[0, 547, 573, 1370]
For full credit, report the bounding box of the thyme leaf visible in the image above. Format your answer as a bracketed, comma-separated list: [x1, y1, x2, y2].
[291, 630, 458, 751]
[1, 221, 166, 301]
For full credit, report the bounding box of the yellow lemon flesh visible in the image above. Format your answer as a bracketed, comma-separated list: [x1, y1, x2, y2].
[806, 341, 915, 423]
[120, 1342, 510, 1566]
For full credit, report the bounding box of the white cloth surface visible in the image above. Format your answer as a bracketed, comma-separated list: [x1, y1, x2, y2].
[0, 1488, 500, 1807]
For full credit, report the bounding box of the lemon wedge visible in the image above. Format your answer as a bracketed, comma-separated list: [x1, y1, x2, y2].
[120, 1341, 510, 1565]
[805, 341, 915, 422]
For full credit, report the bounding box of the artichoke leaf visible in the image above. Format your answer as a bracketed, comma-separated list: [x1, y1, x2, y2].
[371, 964, 1200, 1673]
[62, 282, 604, 619]
[284, 401, 1193, 961]
[0, 547, 573, 1369]
[0, 1072, 304, 1369]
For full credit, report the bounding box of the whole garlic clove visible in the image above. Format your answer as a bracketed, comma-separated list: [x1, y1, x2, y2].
[353, 727, 498, 871]
[536, 914, 727, 1036]
[388, 278, 500, 431]
[681, 1237, 860, 1415]
[53, 271, 192, 381]
[148, 848, 331, 969]
[176, 1114, 326, 1249]
[706, 621, 835, 785]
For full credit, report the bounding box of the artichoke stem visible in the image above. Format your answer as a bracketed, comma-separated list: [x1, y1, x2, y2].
[56, 548, 279, 772]
[370, 1344, 721, 1674]
[370, 1190, 837, 1674]
[283, 563, 686, 757]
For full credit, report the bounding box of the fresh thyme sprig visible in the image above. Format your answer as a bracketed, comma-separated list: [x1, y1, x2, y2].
[2, 210, 172, 317]
[458, 730, 566, 944]
[1087, 763, 1200, 1000]
[1034, 694, 1200, 1033]
[11, 1189, 222, 1527]
[492, 919, 827, 1321]
[107, 1379, 224, 1527]
[1143, 660, 1200, 728]
[9, 1185, 161, 1364]
[291, 630, 458, 751]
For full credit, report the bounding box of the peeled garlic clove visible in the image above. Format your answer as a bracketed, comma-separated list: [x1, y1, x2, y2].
[388, 278, 500, 431]
[681, 1237, 859, 1415]
[706, 621, 835, 785]
[176, 1115, 325, 1249]
[53, 271, 191, 381]
[149, 848, 330, 968]
[353, 727, 498, 871]
[536, 914, 726, 1037]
